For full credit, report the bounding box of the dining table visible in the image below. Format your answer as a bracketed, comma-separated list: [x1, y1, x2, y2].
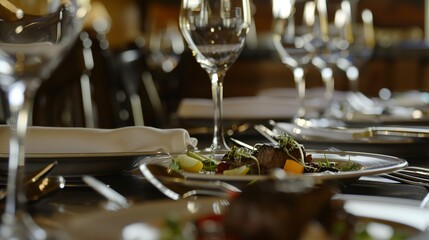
[1, 113, 429, 239]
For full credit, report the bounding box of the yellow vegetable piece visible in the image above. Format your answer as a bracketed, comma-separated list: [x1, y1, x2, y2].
[283, 159, 304, 174]
[223, 165, 250, 176]
[177, 154, 203, 173]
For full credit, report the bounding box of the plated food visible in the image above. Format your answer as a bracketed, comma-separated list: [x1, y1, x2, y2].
[65, 182, 426, 240]
[138, 132, 407, 182]
[159, 181, 420, 240]
[170, 134, 365, 176]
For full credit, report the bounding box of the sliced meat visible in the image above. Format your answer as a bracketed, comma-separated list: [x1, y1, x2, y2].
[255, 144, 309, 174]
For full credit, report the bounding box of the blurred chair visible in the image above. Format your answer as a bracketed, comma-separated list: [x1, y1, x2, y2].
[110, 48, 166, 127]
[32, 31, 116, 128]
[31, 1, 168, 128]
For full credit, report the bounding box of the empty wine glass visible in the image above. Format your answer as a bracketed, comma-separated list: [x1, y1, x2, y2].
[272, 0, 320, 123]
[309, 0, 337, 115]
[179, 0, 251, 151]
[334, 0, 375, 93]
[146, 21, 185, 74]
[0, 1, 90, 238]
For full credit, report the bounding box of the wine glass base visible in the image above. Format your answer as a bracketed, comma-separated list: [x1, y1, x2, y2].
[0, 213, 47, 240]
[293, 117, 345, 129]
[202, 145, 230, 153]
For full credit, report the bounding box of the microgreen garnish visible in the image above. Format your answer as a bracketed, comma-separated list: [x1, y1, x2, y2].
[278, 134, 305, 165]
[227, 146, 261, 175]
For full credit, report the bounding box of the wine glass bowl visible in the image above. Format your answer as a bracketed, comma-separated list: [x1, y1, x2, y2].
[145, 22, 184, 74]
[179, 0, 251, 151]
[331, 1, 375, 93]
[0, 1, 90, 239]
[272, 0, 321, 122]
[0, 2, 89, 87]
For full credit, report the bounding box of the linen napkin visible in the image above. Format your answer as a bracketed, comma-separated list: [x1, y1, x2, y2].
[177, 96, 315, 119]
[256, 87, 348, 102]
[177, 88, 348, 120]
[0, 126, 198, 154]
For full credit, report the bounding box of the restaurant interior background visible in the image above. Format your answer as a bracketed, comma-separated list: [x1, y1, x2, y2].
[9, 0, 427, 130]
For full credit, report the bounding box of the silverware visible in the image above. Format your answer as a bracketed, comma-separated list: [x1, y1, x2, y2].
[0, 161, 60, 201]
[254, 124, 278, 144]
[0, 176, 65, 202]
[273, 121, 429, 141]
[26, 176, 66, 202]
[140, 163, 240, 200]
[380, 166, 429, 188]
[82, 175, 130, 210]
[327, 146, 429, 188]
[230, 138, 256, 150]
[25, 161, 58, 184]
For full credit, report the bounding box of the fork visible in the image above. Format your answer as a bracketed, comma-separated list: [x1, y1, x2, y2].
[378, 167, 429, 188]
[324, 147, 429, 187]
[140, 164, 237, 200]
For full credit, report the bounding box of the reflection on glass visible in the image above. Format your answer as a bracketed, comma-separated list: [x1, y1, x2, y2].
[272, 0, 321, 122]
[0, 1, 90, 238]
[180, 0, 251, 150]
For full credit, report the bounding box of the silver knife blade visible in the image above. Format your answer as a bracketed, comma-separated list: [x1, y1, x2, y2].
[230, 138, 256, 150]
[254, 125, 278, 144]
[275, 122, 429, 141]
[82, 176, 130, 209]
[363, 126, 429, 138]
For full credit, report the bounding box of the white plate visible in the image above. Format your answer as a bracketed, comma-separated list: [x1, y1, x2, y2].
[0, 151, 162, 177]
[142, 149, 408, 182]
[64, 195, 428, 240]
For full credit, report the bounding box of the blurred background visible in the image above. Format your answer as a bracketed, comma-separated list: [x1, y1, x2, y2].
[9, 0, 428, 129]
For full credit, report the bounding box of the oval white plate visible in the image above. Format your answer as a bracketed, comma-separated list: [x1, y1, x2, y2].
[142, 149, 408, 182]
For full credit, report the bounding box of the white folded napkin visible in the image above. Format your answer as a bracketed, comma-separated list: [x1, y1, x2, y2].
[177, 96, 301, 119]
[0, 126, 198, 154]
[257, 87, 348, 102]
[177, 94, 329, 120]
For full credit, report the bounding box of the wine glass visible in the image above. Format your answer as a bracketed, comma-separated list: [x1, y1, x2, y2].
[334, 0, 375, 93]
[146, 21, 184, 74]
[272, 0, 319, 124]
[179, 0, 251, 151]
[309, 0, 337, 116]
[145, 21, 185, 123]
[0, 1, 90, 238]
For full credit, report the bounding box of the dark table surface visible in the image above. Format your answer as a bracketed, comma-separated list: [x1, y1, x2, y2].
[4, 124, 428, 237]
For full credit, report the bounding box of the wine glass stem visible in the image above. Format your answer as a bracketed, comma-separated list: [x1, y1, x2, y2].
[210, 71, 228, 150]
[1, 86, 46, 239]
[321, 67, 334, 112]
[346, 65, 359, 92]
[293, 67, 306, 120]
[4, 93, 31, 219]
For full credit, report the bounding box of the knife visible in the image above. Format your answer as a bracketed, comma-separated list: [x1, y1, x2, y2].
[82, 175, 130, 209]
[25, 161, 58, 184]
[0, 161, 58, 186]
[273, 122, 429, 141]
[0, 161, 61, 201]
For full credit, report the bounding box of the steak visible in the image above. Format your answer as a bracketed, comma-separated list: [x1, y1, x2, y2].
[255, 144, 310, 174]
